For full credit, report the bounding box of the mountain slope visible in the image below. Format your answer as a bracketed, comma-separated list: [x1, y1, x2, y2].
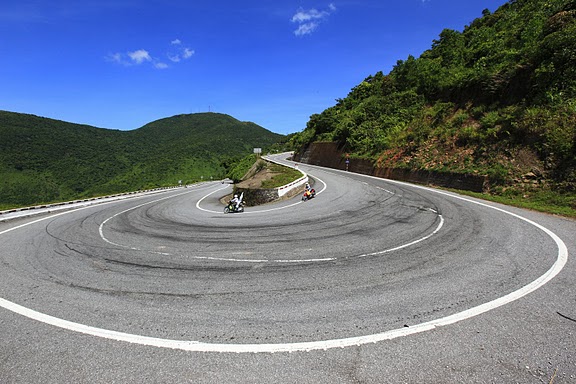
[0, 111, 284, 208]
[289, 0, 576, 194]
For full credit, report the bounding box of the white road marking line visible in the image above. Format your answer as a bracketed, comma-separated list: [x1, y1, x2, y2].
[0, 172, 568, 353]
[357, 214, 444, 258]
[195, 175, 328, 214]
[99, 179, 336, 263]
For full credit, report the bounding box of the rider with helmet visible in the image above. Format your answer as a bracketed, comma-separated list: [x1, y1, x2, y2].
[230, 194, 241, 210]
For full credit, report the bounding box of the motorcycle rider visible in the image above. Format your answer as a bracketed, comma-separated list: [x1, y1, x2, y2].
[303, 182, 314, 200]
[230, 194, 241, 210]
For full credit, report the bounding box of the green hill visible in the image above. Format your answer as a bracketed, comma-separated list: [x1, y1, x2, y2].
[0, 111, 284, 209]
[289, 0, 576, 198]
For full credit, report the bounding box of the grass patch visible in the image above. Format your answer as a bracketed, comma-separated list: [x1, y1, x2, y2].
[447, 188, 576, 218]
[260, 164, 303, 189]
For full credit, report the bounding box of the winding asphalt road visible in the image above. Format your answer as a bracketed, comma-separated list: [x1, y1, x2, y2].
[0, 155, 574, 383]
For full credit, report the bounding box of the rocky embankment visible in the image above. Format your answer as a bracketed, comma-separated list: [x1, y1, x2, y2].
[294, 142, 488, 192]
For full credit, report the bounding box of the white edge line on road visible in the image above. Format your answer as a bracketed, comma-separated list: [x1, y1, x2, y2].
[195, 176, 328, 214]
[0, 168, 569, 353]
[101, 179, 335, 263]
[358, 214, 444, 258]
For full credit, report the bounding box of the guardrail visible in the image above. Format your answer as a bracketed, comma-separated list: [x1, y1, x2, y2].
[0, 186, 181, 220]
[263, 155, 308, 198]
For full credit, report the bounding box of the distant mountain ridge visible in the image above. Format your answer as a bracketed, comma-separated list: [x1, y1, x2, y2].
[0, 110, 285, 208]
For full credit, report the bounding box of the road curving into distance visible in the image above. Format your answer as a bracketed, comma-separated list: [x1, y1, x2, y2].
[0, 153, 574, 383]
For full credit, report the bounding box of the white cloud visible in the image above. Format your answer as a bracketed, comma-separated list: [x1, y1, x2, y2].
[182, 48, 194, 59]
[128, 49, 151, 64]
[294, 22, 319, 36]
[291, 3, 336, 36]
[106, 49, 153, 66]
[107, 39, 194, 69]
[291, 9, 327, 23]
[106, 52, 124, 64]
[167, 39, 195, 63]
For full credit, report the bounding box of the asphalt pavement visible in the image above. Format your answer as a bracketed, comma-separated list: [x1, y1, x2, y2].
[0, 158, 574, 383]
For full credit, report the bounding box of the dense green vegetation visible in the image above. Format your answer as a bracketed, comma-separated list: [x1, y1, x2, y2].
[454, 187, 576, 217]
[4, 0, 575, 215]
[226, 154, 262, 183]
[0, 112, 284, 209]
[289, 0, 576, 204]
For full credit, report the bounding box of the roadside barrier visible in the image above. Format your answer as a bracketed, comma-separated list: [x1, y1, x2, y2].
[264, 155, 308, 198]
[0, 186, 180, 220]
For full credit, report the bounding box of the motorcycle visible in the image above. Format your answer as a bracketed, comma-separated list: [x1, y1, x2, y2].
[224, 192, 245, 213]
[302, 188, 316, 201]
[224, 201, 244, 213]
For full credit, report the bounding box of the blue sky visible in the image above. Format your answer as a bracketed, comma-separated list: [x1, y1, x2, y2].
[1, 0, 508, 135]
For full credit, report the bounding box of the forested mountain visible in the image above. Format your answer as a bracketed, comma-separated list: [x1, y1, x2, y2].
[289, 0, 576, 194]
[0, 111, 284, 208]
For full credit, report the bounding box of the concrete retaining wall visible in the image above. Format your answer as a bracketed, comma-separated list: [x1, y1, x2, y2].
[294, 142, 488, 193]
